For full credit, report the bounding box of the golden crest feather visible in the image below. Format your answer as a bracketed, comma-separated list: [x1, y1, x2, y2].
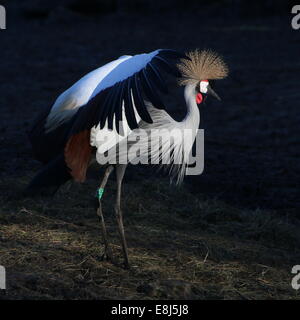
[178, 49, 228, 85]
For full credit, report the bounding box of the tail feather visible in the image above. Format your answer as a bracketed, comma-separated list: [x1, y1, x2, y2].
[25, 154, 71, 196]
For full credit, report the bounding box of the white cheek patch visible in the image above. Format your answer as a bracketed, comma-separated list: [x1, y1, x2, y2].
[200, 81, 209, 94]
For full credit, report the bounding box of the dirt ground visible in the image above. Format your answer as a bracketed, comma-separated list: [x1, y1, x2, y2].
[0, 2, 299, 299]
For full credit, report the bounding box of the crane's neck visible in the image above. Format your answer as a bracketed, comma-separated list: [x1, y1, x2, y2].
[183, 83, 200, 130]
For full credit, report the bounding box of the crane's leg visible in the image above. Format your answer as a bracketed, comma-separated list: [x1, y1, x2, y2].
[114, 164, 129, 268]
[96, 165, 114, 262]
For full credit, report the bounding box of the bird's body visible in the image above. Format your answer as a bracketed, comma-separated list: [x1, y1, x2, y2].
[27, 49, 228, 267]
[91, 83, 200, 183]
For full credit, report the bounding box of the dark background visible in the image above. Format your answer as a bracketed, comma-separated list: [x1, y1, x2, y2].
[0, 0, 299, 299]
[1, 0, 299, 211]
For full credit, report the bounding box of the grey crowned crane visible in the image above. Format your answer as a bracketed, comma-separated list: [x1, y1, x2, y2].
[27, 49, 228, 268]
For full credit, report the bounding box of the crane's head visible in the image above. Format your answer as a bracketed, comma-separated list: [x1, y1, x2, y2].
[195, 79, 220, 105]
[178, 49, 228, 105]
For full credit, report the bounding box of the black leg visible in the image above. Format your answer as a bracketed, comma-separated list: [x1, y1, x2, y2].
[114, 164, 129, 268]
[96, 165, 114, 262]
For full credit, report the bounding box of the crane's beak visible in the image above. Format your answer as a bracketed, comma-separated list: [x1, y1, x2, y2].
[207, 85, 221, 101]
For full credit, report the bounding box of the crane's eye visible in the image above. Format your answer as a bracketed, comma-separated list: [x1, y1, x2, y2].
[199, 80, 209, 94]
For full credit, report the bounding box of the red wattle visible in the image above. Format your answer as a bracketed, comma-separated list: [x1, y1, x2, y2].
[196, 93, 203, 104]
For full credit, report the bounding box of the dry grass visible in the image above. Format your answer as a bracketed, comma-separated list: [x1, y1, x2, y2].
[0, 172, 299, 300]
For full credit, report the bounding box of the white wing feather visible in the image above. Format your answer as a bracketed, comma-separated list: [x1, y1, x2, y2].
[45, 50, 162, 133]
[95, 102, 199, 184]
[45, 55, 132, 132]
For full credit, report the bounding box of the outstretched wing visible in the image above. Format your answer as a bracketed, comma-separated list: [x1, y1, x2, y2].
[28, 49, 188, 185]
[68, 49, 188, 136]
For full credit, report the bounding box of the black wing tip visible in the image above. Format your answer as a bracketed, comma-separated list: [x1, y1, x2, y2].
[158, 49, 191, 61]
[152, 55, 182, 78]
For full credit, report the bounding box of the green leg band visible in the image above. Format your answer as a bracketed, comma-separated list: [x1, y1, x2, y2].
[97, 188, 104, 200]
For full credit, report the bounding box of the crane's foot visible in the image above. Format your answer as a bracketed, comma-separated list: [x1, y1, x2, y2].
[100, 247, 115, 264]
[100, 254, 130, 269]
[123, 260, 130, 270]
